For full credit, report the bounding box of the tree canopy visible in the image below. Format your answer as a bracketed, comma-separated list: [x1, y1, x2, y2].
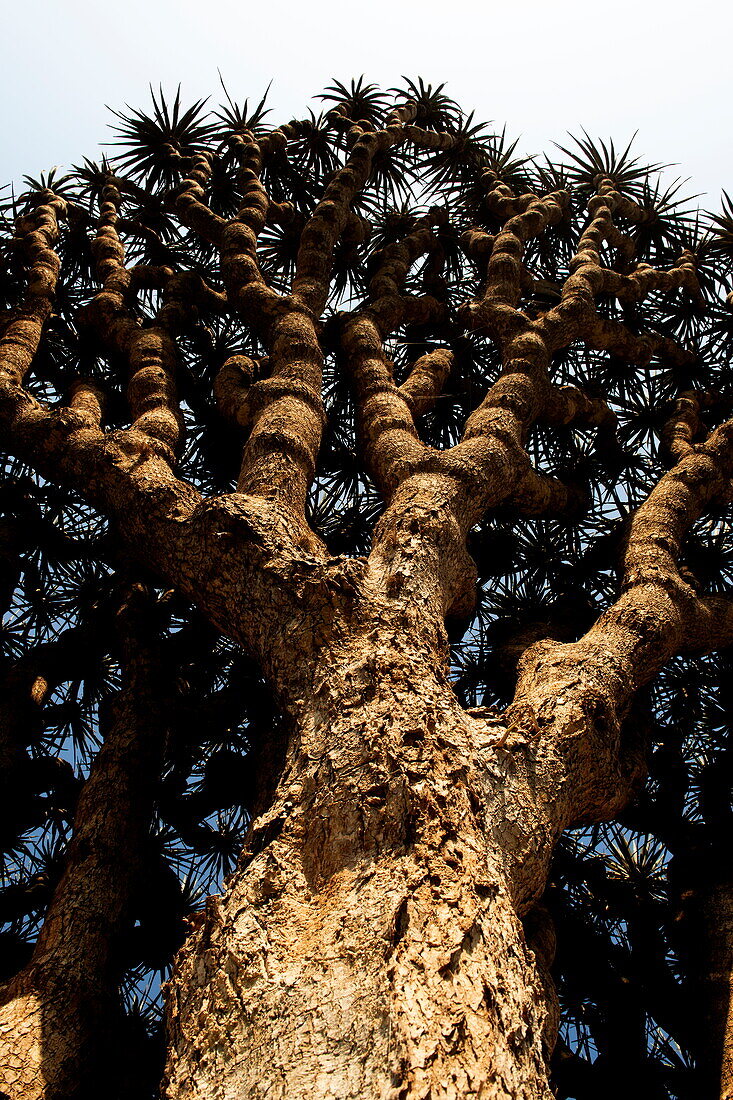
[2, 79, 733, 1098]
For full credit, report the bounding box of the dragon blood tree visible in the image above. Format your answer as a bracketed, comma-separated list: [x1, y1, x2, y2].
[2, 79, 733, 1099]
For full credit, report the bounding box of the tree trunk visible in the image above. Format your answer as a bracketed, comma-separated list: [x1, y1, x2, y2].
[0, 594, 168, 1099]
[164, 609, 555, 1100]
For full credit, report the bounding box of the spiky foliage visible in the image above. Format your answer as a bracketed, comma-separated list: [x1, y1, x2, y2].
[2, 81, 733, 1097]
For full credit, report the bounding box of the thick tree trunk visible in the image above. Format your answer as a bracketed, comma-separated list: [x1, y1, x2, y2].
[164, 610, 555, 1099]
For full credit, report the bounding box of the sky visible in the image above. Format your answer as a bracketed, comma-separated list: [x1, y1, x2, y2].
[2, 0, 731, 207]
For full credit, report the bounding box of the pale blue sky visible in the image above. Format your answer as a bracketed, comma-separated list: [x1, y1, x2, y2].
[2, 0, 731, 205]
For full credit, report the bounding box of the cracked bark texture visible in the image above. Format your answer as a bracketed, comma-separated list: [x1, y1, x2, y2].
[2, 87, 733, 1098]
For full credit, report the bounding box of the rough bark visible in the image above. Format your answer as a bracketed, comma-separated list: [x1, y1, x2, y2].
[159, 520, 651, 1099]
[164, 605, 554, 1100]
